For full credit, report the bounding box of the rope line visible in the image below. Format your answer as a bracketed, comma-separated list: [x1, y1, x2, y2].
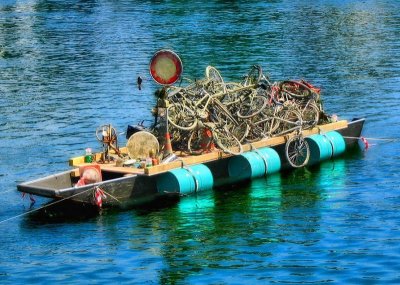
[1, 189, 20, 194]
[0, 187, 95, 225]
[342, 136, 398, 142]
[100, 189, 122, 204]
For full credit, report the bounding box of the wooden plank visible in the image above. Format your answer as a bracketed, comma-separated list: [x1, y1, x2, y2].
[144, 151, 226, 175]
[69, 153, 103, 167]
[242, 120, 348, 152]
[144, 120, 348, 176]
[70, 120, 348, 176]
[69, 147, 128, 167]
[72, 162, 144, 175]
[99, 164, 144, 175]
[303, 119, 347, 135]
[70, 168, 80, 177]
[242, 136, 286, 152]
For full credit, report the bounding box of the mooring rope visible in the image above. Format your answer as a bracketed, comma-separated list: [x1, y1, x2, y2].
[342, 136, 398, 149]
[1, 189, 21, 194]
[0, 186, 96, 225]
[100, 188, 122, 204]
[342, 136, 398, 142]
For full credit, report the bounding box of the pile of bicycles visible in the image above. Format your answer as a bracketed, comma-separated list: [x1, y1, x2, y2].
[160, 65, 330, 167]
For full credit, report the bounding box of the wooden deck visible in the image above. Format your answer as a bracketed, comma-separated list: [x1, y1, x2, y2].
[69, 120, 348, 177]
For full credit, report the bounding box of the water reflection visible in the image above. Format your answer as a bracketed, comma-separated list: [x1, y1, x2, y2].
[20, 156, 351, 284]
[147, 158, 349, 283]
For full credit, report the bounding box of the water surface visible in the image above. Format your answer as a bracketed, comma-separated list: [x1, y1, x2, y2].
[1, 0, 400, 284]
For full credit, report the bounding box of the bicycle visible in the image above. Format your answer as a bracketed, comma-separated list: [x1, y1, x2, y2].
[285, 132, 310, 168]
[188, 121, 243, 155]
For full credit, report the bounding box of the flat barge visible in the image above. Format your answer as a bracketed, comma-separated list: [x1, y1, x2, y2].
[17, 118, 365, 209]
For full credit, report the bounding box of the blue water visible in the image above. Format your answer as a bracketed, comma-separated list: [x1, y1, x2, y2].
[1, 0, 400, 284]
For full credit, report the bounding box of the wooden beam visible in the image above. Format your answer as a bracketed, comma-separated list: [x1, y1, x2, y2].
[99, 163, 145, 175]
[69, 147, 128, 167]
[70, 120, 348, 176]
[144, 120, 348, 175]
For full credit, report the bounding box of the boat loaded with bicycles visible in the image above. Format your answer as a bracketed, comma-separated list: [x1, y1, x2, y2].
[17, 50, 365, 209]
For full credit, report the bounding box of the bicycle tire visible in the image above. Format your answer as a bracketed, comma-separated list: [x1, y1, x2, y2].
[250, 108, 280, 138]
[212, 126, 243, 155]
[231, 120, 250, 143]
[245, 121, 268, 143]
[236, 95, 268, 119]
[242, 65, 263, 87]
[285, 135, 310, 168]
[300, 101, 320, 129]
[273, 108, 302, 136]
[280, 80, 313, 99]
[96, 125, 117, 144]
[262, 107, 281, 135]
[205, 66, 227, 93]
[167, 103, 198, 131]
[213, 99, 238, 125]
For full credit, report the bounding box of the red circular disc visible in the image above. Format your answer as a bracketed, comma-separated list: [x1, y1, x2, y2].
[149, 49, 183, 85]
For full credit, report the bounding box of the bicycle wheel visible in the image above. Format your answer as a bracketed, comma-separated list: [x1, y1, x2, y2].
[273, 108, 302, 136]
[300, 101, 320, 129]
[285, 135, 310, 168]
[245, 120, 268, 143]
[205, 66, 227, 93]
[280, 80, 313, 99]
[236, 95, 268, 119]
[261, 106, 281, 135]
[209, 100, 248, 142]
[206, 66, 223, 82]
[167, 103, 198, 131]
[242, 65, 263, 87]
[212, 125, 243, 155]
[248, 107, 280, 139]
[231, 120, 250, 143]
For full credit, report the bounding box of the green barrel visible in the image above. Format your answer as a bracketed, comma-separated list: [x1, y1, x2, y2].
[228, 151, 266, 181]
[156, 164, 213, 195]
[324, 131, 346, 157]
[306, 134, 333, 165]
[257, 147, 281, 174]
[187, 164, 214, 192]
[228, 147, 281, 182]
[156, 168, 195, 194]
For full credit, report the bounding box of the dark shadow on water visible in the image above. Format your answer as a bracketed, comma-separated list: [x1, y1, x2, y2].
[130, 195, 181, 216]
[23, 194, 182, 224]
[24, 200, 100, 224]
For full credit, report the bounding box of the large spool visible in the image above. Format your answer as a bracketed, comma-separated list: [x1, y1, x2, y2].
[126, 131, 159, 160]
[227, 147, 281, 182]
[306, 131, 346, 165]
[156, 164, 213, 195]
